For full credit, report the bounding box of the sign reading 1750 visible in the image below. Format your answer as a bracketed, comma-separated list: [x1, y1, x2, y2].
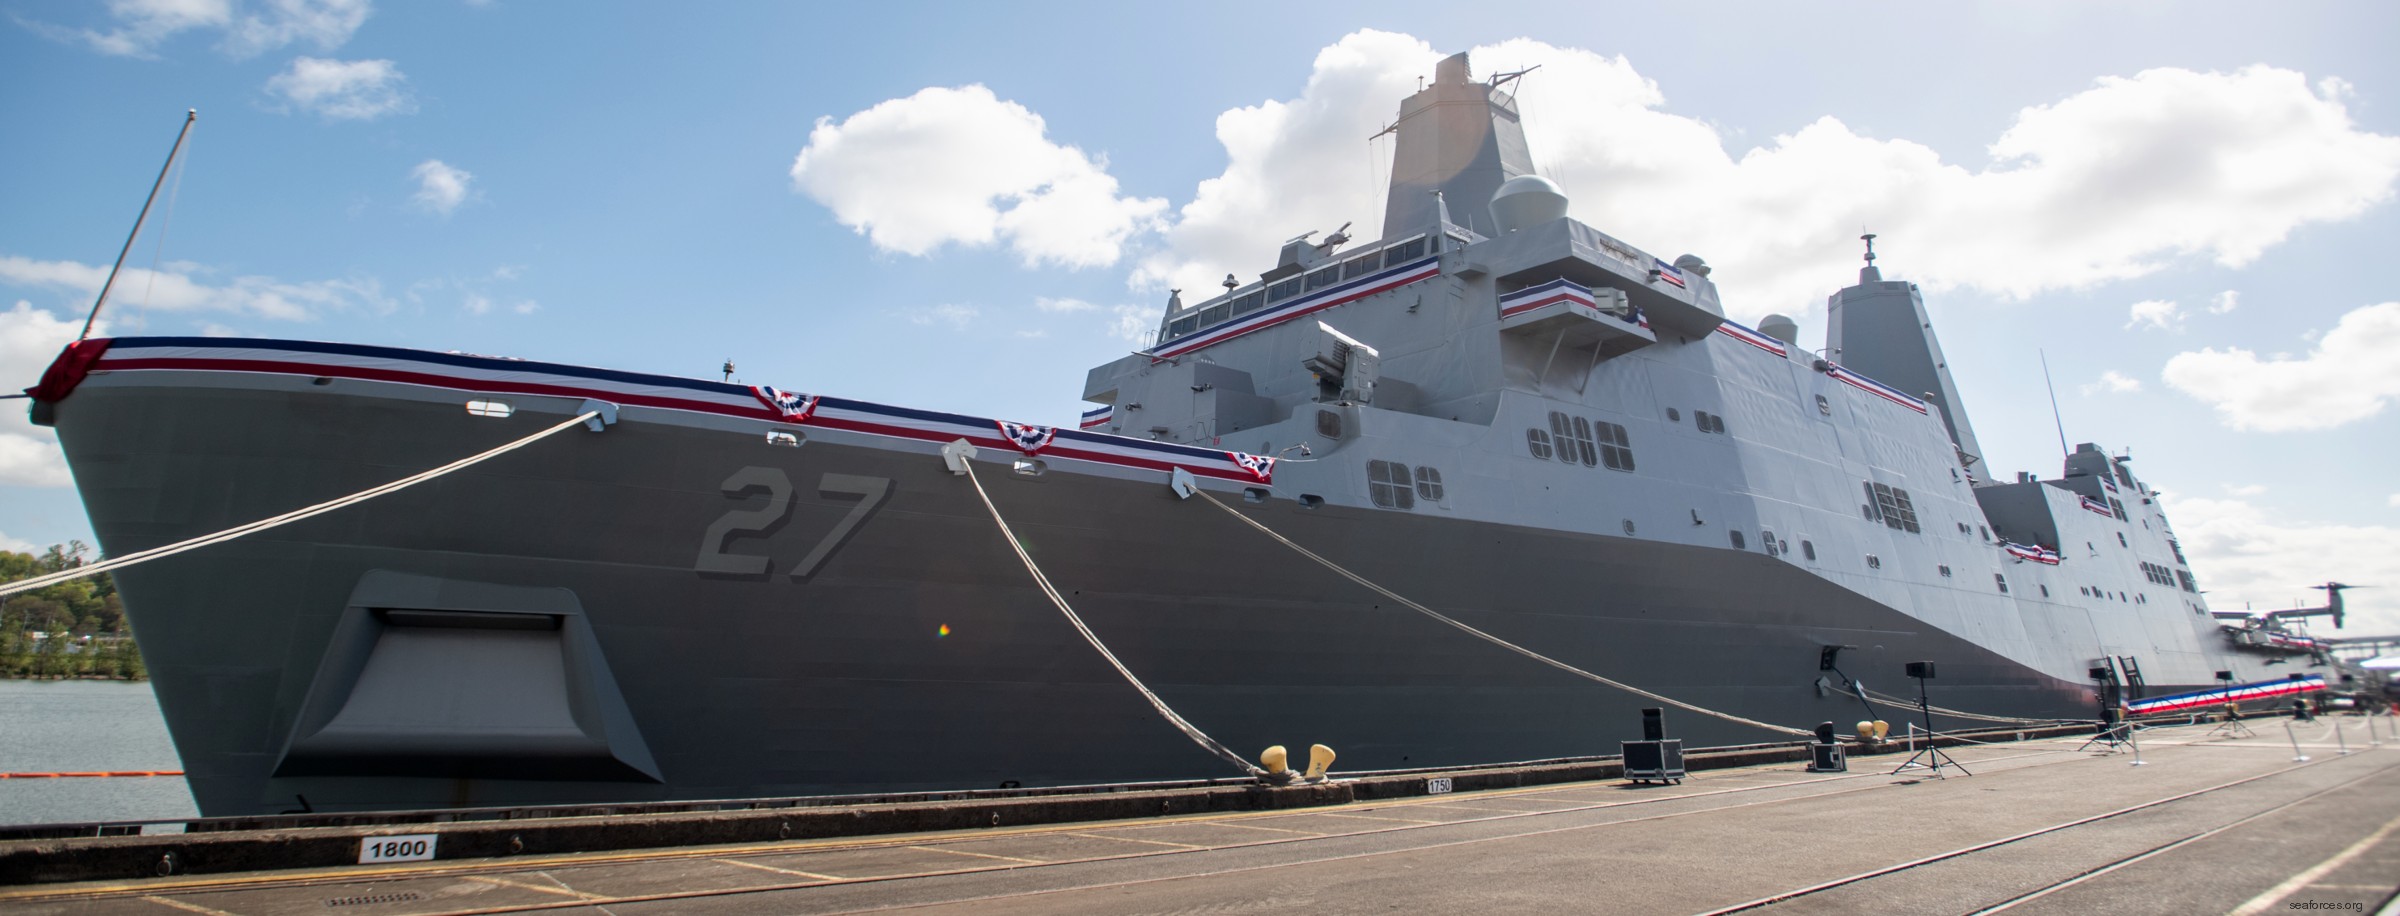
[692, 467, 892, 579]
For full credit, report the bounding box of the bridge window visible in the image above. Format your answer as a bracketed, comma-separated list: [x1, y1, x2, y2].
[1414, 466, 1445, 502]
[1525, 427, 1554, 460]
[1344, 254, 1379, 279]
[1385, 238, 1427, 265]
[1305, 266, 1341, 292]
[1199, 303, 1231, 326]
[1169, 315, 1198, 338]
[1597, 421, 1635, 471]
[1268, 278, 1303, 301]
[1232, 291, 1266, 315]
[1368, 460, 1415, 510]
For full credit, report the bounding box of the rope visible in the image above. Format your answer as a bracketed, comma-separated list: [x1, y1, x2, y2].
[1864, 688, 2065, 725]
[959, 462, 1262, 776]
[0, 411, 598, 598]
[1192, 490, 1812, 739]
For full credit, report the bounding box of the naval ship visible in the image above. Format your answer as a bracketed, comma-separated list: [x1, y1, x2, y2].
[29, 52, 2368, 817]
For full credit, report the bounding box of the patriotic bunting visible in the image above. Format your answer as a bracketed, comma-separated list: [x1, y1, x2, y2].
[1651, 257, 1687, 289]
[1079, 405, 1113, 429]
[996, 421, 1056, 455]
[2080, 495, 2116, 518]
[2123, 675, 2324, 716]
[752, 386, 819, 421]
[1714, 320, 1789, 357]
[1229, 451, 1276, 484]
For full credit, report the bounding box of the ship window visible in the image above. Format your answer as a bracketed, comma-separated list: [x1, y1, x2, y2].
[2116, 532, 2128, 548]
[1980, 525, 1990, 542]
[1730, 530, 1746, 550]
[465, 399, 513, 418]
[764, 430, 801, 447]
[1958, 522, 1971, 534]
[2079, 586, 2090, 596]
[1623, 519, 1637, 536]
[1244, 487, 1269, 503]
[2168, 538, 2187, 564]
[1169, 316, 1199, 337]
[2040, 584, 2049, 597]
[1232, 291, 1266, 315]
[2177, 569, 2197, 593]
[1939, 565, 1952, 578]
[1996, 573, 2009, 593]
[1816, 395, 1832, 416]
[1525, 427, 1554, 460]
[1761, 530, 1778, 557]
[1199, 303, 1231, 326]
[1414, 466, 1444, 501]
[1305, 266, 1341, 292]
[1666, 408, 1680, 422]
[1011, 458, 1045, 476]
[1570, 416, 1599, 466]
[1344, 254, 1379, 279]
[1368, 460, 1415, 510]
[2110, 497, 2127, 521]
[1596, 421, 1635, 471]
[1695, 411, 1725, 434]
[1268, 278, 1303, 301]
[1802, 541, 1816, 561]
[1866, 555, 1881, 569]
[1385, 238, 1427, 265]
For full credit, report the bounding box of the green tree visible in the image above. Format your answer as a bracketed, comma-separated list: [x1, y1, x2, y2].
[1, 542, 142, 679]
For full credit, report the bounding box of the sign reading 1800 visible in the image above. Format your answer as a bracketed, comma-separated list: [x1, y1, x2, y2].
[359, 834, 437, 864]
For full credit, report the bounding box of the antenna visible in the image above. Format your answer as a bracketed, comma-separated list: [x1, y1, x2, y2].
[2039, 349, 2069, 459]
[83, 109, 198, 340]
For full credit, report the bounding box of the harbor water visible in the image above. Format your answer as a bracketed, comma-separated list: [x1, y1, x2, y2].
[0, 679, 196, 826]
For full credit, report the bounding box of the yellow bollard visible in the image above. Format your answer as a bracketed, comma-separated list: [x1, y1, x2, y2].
[1259, 745, 1290, 778]
[1856, 720, 1877, 740]
[1872, 720, 1890, 740]
[1304, 744, 1337, 781]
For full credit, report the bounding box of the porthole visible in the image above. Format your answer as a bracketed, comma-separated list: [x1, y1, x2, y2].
[1866, 555, 1882, 569]
[1623, 519, 1637, 536]
[1802, 541, 1816, 561]
[1730, 530, 1746, 550]
[465, 399, 514, 418]
[1011, 458, 1045, 476]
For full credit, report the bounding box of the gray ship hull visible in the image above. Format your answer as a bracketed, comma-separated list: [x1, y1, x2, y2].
[57, 373, 2098, 817]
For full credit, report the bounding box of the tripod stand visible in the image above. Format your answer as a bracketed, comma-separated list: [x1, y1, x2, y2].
[1890, 670, 1969, 777]
[2206, 703, 2254, 739]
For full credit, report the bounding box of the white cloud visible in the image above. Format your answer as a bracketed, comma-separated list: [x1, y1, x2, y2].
[2125, 299, 2184, 332]
[2162, 301, 2400, 431]
[902, 303, 979, 330]
[0, 302, 94, 487]
[0, 254, 389, 321]
[2166, 494, 2400, 634]
[2388, 493, 2400, 508]
[2208, 290, 2240, 315]
[1034, 296, 1099, 313]
[264, 57, 413, 120]
[46, 0, 367, 59]
[1135, 32, 2400, 319]
[2224, 484, 2267, 497]
[2080, 370, 2142, 395]
[0, 529, 37, 554]
[410, 159, 473, 214]
[790, 85, 1167, 269]
[1106, 304, 1154, 348]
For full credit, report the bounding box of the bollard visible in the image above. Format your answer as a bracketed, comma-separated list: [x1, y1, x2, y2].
[2334, 718, 2350, 756]
[2284, 721, 2311, 763]
[2128, 726, 2146, 767]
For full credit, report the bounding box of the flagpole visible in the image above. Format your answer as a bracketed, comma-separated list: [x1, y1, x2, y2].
[81, 109, 196, 341]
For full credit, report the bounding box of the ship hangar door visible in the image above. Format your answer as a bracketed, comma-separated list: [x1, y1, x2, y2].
[274, 570, 661, 783]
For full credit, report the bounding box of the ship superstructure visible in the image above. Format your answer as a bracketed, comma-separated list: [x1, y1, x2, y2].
[31, 51, 2375, 817]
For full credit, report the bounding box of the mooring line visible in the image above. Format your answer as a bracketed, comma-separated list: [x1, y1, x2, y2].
[1190, 489, 1811, 739]
[960, 462, 1262, 777]
[0, 410, 600, 598]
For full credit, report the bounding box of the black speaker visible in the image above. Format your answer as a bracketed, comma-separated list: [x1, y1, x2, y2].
[1807, 740, 1847, 773]
[1641, 707, 1666, 741]
[1814, 721, 1837, 744]
[1905, 661, 1936, 680]
[2215, 670, 2234, 682]
[1622, 739, 1685, 783]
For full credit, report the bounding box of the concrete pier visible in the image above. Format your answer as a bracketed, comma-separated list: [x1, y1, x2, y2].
[3, 719, 2396, 915]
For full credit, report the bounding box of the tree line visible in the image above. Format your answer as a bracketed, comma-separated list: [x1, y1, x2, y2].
[0, 542, 145, 679]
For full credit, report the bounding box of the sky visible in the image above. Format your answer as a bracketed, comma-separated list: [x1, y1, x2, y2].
[2, 1, 2397, 634]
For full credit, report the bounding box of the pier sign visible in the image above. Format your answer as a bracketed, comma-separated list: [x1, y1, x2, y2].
[359, 834, 438, 864]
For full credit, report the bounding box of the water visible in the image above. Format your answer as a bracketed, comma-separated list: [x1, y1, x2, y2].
[0, 679, 198, 826]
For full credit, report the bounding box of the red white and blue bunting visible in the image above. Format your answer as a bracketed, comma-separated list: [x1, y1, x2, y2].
[2080, 495, 2116, 518]
[1497, 279, 1650, 329]
[996, 421, 1057, 455]
[1650, 257, 1687, 289]
[1713, 320, 1788, 357]
[1229, 451, 1275, 483]
[752, 386, 819, 422]
[77, 337, 1277, 487]
[1825, 364, 1931, 415]
[2123, 675, 2324, 716]
[1079, 405, 1113, 429]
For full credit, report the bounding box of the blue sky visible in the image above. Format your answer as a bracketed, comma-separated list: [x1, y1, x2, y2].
[3, 1, 2396, 631]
